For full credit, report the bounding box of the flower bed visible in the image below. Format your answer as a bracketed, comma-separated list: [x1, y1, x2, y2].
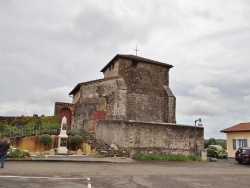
[7, 147, 30, 158]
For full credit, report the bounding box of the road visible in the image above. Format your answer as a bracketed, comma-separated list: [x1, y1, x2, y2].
[0, 158, 250, 188]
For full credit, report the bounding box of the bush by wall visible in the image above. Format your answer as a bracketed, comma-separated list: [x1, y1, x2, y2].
[71, 135, 84, 150]
[133, 153, 202, 162]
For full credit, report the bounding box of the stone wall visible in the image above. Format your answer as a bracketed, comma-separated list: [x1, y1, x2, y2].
[117, 59, 170, 95]
[126, 94, 165, 122]
[73, 78, 128, 129]
[95, 120, 204, 156]
[103, 57, 176, 123]
[10, 135, 93, 155]
[72, 57, 176, 127]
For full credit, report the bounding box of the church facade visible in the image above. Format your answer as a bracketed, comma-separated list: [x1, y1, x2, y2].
[55, 54, 204, 156]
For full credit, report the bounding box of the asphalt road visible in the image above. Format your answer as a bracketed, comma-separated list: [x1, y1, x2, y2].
[0, 158, 250, 188]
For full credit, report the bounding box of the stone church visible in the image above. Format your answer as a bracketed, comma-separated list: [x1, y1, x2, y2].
[55, 54, 204, 156]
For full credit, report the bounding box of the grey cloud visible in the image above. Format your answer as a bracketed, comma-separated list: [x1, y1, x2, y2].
[0, 0, 250, 139]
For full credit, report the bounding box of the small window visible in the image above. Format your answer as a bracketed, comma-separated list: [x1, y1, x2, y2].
[109, 63, 114, 71]
[131, 60, 138, 68]
[233, 139, 236, 150]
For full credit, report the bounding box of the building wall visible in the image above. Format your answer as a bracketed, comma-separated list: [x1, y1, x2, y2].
[226, 132, 250, 157]
[116, 58, 175, 123]
[72, 90, 81, 104]
[164, 86, 176, 123]
[73, 78, 127, 129]
[103, 59, 120, 78]
[95, 120, 204, 156]
[117, 58, 169, 95]
[126, 94, 165, 122]
[77, 58, 176, 124]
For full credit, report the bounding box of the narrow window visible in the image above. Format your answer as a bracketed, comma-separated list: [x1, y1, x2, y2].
[131, 60, 138, 68]
[243, 139, 248, 147]
[233, 139, 236, 150]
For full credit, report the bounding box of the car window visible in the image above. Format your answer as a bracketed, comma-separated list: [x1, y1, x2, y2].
[243, 149, 250, 154]
[238, 149, 250, 154]
[241, 149, 247, 154]
[217, 146, 223, 150]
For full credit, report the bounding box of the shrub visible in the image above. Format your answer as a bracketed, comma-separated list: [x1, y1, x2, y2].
[133, 153, 202, 162]
[39, 134, 52, 151]
[71, 135, 83, 151]
[39, 134, 52, 144]
[7, 147, 30, 158]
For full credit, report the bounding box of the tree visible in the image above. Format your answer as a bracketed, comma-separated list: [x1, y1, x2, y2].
[71, 135, 83, 151]
[39, 134, 52, 151]
[218, 139, 227, 149]
[208, 138, 219, 146]
[205, 138, 227, 149]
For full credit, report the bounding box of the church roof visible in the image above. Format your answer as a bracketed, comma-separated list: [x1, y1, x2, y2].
[69, 77, 119, 95]
[69, 78, 105, 96]
[220, 122, 250, 133]
[100, 54, 173, 72]
[69, 54, 173, 96]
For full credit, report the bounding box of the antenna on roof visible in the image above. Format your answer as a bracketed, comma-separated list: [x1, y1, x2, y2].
[133, 44, 139, 56]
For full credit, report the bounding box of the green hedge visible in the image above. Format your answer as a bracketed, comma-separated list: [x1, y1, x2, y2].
[133, 153, 201, 162]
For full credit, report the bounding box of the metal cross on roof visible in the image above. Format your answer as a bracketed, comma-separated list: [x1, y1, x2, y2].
[133, 44, 139, 56]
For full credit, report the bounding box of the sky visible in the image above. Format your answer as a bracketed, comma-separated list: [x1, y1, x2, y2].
[0, 0, 250, 139]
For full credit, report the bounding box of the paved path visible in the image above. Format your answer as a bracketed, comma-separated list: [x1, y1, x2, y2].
[1, 158, 250, 188]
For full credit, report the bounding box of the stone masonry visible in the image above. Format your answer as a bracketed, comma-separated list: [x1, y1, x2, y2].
[59, 54, 205, 156]
[70, 54, 176, 127]
[95, 120, 204, 156]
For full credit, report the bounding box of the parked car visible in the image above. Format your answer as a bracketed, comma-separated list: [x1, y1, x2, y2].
[235, 147, 250, 164]
[206, 145, 228, 158]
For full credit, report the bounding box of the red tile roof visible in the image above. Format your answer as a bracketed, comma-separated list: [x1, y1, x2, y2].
[220, 122, 250, 133]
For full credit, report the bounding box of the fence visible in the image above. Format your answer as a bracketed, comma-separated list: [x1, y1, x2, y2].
[0, 125, 82, 139]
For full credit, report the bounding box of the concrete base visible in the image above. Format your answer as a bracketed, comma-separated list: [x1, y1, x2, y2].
[201, 151, 207, 161]
[57, 147, 68, 154]
[77, 150, 83, 156]
[50, 149, 55, 156]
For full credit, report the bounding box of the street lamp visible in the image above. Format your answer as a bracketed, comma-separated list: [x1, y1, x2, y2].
[194, 118, 203, 155]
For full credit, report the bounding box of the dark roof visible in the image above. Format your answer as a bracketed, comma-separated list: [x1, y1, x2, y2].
[100, 54, 173, 72]
[69, 77, 119, 95]
[220, 122, 250, 133]
[69, 78, 105, 96]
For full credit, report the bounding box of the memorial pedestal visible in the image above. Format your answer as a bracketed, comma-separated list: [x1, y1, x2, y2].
[57, 116, 68, 154]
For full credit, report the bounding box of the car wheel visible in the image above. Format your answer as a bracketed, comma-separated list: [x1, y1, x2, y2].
[213, 153, 218, 158]
[238, 161, 242, 164]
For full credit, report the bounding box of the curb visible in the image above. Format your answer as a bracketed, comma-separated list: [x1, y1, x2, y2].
[6, 156, 135, 163]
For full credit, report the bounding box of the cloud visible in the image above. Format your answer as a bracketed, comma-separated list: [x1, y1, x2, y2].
[0, 0, 250, 139]
[242, 88, 250, 102]
[0, 86, 71, 116]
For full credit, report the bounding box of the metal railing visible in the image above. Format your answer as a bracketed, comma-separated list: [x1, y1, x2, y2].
[0, 125, 81, 139]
